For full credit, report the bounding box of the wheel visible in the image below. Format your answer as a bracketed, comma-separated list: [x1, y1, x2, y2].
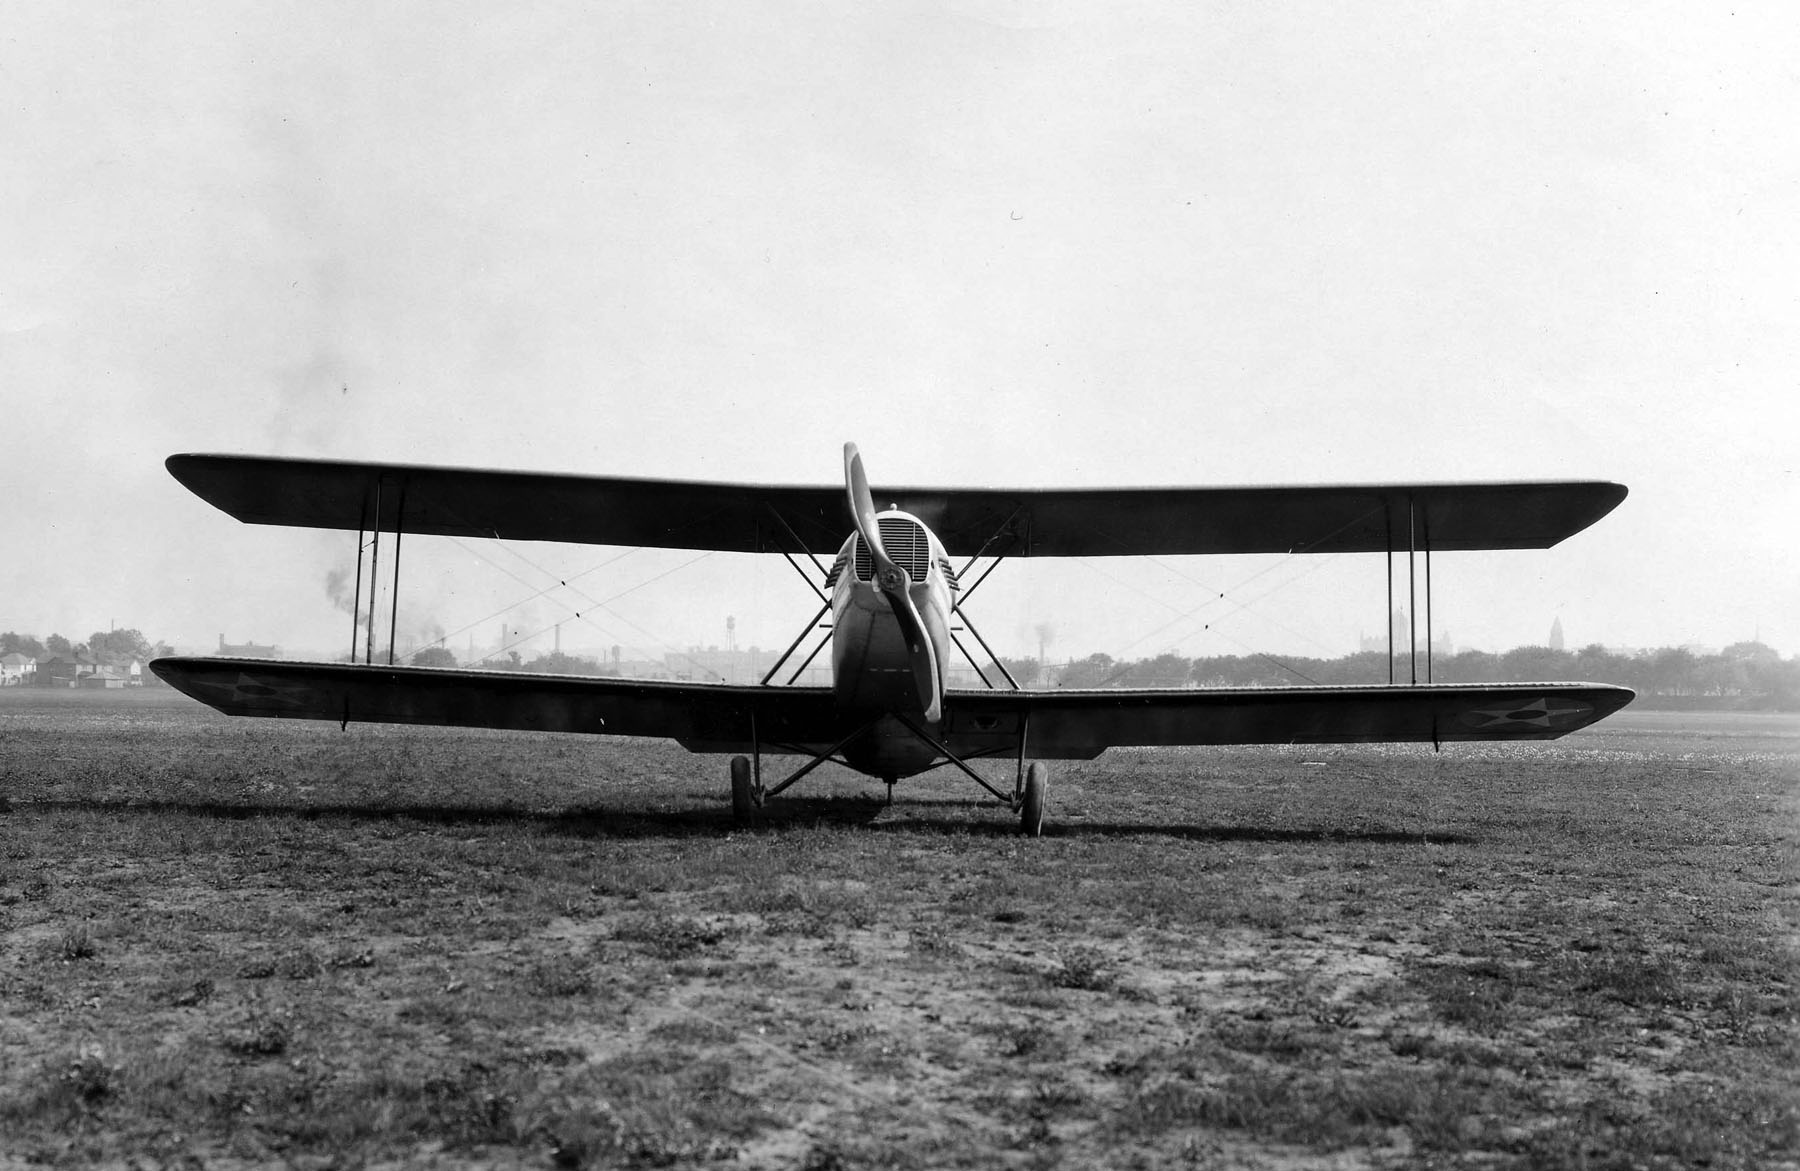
[1019, 762, 1047, 837]
[730, 755, 756, 826]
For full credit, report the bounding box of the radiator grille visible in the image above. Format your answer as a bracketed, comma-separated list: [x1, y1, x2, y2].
[853, 516, 931, 581]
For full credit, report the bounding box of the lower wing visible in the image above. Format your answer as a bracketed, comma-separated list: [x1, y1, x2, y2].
[940, 683, 1635, 758]
[154, 658, 1631, 762]
[149, 657, 843, 747]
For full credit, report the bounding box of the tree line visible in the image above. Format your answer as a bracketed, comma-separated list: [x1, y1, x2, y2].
[6, 626, 1794, 709]
[996, 641, 1797, 707]
[1, 628, 170, 666]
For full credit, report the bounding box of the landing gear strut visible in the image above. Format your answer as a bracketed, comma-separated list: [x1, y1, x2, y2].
[728, 711, 1048, 835]
[729, 755, 761, 827]
[1018, 761, 1048, 837]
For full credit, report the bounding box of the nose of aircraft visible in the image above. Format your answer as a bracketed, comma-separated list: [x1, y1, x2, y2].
[844, 442, 942, 722]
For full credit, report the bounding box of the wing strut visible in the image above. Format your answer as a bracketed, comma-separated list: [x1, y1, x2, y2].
[949, 632, 995, 689]
[761, 501, 831, 602]
[782, 625, 833, 686]
[349, 502, 367, 663]
[1424, 510, 1434, 684]
[343, 474, 410, 669]
[1384, 505, 1393, 684]
[388, 484, 406, 666]
[945, 544, 1021, 690]
[1409, 495, 1417, 686]
[1382, 498, 1434, 687]
[760, 603, 830, 686]
[955, 549, 1012, 607]
[366, 477, 381, 665]
[951, 605, 1021, 690]
[756, 501, 838, 688]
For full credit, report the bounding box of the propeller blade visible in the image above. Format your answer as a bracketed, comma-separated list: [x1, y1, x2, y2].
[844, 442, 882, 558]
[887, 582, 943, 724]
[842, 442, 942, 723]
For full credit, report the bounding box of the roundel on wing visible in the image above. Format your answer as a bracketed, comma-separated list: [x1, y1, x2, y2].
[184, 671, 314, 709]
[1457, 696, 1593, 731]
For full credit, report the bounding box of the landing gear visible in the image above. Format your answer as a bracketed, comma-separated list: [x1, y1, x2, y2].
[1018, 761, 1047, 837]
[730, 755, 759, 826]
[727, 711, 1045, 835]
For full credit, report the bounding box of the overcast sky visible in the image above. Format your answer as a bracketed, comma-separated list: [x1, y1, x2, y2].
[4, 1, 1796, 666]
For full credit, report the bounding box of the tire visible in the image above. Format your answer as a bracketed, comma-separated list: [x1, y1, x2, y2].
[1019, 761, 1047, 837]
[730, 755, 756, 826]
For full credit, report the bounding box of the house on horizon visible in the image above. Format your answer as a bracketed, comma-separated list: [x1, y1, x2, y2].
[35, 653, 98, 687]
[219, 634, 281, 658]
[79, 664, 130, 689]
[0, 652, 35, 686]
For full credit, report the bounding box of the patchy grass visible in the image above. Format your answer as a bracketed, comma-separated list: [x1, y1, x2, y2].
[54, 923, 97, 962]
[0, 689, 1795, 1168]
[1046, 945, 1116, 992]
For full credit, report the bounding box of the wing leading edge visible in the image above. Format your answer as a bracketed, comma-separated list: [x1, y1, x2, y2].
[166, 453, 1626, 557]
[151, 658, 1633, 760]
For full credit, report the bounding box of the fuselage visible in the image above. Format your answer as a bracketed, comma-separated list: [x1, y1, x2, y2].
[824, 509, 957, 778]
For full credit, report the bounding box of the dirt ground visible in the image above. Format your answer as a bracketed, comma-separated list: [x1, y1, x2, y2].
[1, 690, 1796, 1169]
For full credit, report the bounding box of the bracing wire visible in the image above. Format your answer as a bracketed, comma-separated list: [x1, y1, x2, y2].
[426, 543, 645, 655]
[453, 540, 726, 676]
[1110, 553, 1349, 661]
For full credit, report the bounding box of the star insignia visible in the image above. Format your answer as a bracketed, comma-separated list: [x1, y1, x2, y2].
[1459, 696, 1592, 730]
[184, 672, 317, 710]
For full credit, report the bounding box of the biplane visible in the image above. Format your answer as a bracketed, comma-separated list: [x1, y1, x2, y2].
[151, 443, 1634, 834]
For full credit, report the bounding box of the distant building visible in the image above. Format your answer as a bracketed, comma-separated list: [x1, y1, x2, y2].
[612, 658, 676, 680]
[1358, 611, 1453, 657]
[1549, 617, 1565, 651]
[219, 633, 281, 659]
[35, 654, 98, 687]
[0, 652, 35, 685]
[1359, 609, 1410, 654]
[667, 646, 772, 685]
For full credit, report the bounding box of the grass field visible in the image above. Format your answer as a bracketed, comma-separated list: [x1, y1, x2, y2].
[1, 689, 1796, 1169]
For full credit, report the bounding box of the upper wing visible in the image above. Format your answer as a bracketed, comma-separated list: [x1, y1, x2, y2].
[149, 657, 849, 747]
[938, 683, 1636, 759]
[166, 453, 1626, 557]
